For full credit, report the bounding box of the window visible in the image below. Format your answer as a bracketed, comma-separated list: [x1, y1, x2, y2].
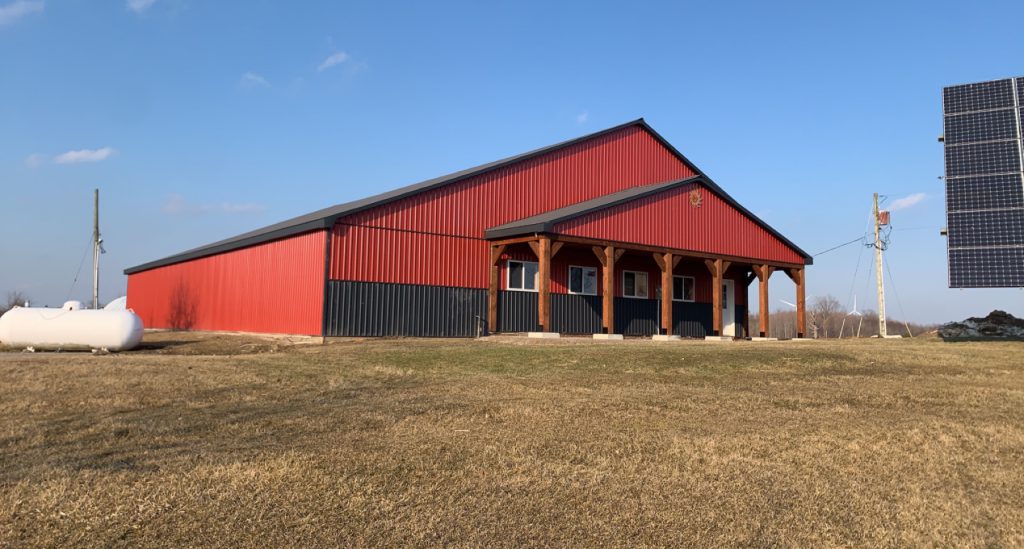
[622, 270, 648, 298]
[507, 260, 539, 291]
[568, 266, 598, 295]
[672, 275, 696, 302]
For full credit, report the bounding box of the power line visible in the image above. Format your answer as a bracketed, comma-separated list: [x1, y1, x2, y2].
[65, 233, 93, 303]
[813, 235, 866, 257]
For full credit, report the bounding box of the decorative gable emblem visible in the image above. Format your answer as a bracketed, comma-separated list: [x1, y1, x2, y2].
[689, 189, 703, 208]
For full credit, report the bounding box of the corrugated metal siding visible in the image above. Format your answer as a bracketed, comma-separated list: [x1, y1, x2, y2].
[555, 182, 806, 265]
[551, 294, 602, 334]
[330, 224, 488, 287]
[324, 281, 486, 337]
[614, 298, 659, 336]
[339, 125, 695, 238]
[673, 302, 713, 338]
[498, 290, 538, 332]
[126, 230, 326, 335]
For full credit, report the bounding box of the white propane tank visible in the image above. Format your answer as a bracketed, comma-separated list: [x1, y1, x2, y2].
[0, 305, 144, 351]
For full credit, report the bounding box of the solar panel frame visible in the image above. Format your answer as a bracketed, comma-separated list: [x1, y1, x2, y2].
[942, 76, 1024, 288]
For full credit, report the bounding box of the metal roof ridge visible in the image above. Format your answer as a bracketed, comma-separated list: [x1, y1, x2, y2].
[124, 118, 657, 274]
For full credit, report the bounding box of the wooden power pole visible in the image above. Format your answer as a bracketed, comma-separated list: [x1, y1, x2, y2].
[92, 188, 101, 310]
[872, 193, 887, 338]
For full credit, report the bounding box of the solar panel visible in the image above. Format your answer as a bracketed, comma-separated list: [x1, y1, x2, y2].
[949, 248, 1024, 287]
[945, 174, 1024, 211]
[943, 76, 1024, 288]
[943, 79, 1015, 114]
[943, 109, 1018, 144]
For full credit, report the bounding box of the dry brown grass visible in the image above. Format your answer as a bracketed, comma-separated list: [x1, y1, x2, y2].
[1, 332, 1022, 547]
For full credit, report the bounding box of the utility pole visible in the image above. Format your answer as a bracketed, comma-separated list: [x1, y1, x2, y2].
[92, 188, 101, 310]
[873, 193, 887, 338]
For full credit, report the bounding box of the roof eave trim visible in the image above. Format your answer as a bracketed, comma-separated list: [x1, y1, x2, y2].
[123, 218, 330, 274]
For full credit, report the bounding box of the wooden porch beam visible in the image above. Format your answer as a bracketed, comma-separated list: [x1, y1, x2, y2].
[489, 235, 545, 246]
[527, 240, 541, 259]
[551, 234, 804, 270]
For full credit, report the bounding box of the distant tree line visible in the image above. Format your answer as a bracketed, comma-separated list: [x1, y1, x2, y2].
[748, 294, 939, 339]
[0, 291, 30, 316]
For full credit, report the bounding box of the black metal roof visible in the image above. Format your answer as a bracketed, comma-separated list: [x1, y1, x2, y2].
[125, 118, 809, 273]
[484, 176, 813, 264]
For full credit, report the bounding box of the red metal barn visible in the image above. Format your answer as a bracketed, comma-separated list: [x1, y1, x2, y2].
[125, 119, 811, 338]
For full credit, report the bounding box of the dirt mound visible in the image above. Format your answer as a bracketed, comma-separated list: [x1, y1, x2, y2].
[938, 310, 1024, 340]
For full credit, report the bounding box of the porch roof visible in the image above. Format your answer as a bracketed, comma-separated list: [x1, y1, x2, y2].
[484, 176, 813, 264]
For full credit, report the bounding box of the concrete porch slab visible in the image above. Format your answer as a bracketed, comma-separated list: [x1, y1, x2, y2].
[750, 337, 779, 341]
[704, 336, 734, 342]
[592, 333, 624, 340]
[652, 335, 681, 341]
[528, 332, 561, 339]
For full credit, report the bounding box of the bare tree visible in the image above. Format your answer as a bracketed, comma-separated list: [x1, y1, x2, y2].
[810, 295, 843, 338]
[0, 291, 30, 316]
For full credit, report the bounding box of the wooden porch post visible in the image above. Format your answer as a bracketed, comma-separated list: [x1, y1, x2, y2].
[538, 236, 552, 332]
[488, 244, 505, 334]
[704, 258, 731, 337]
[752, 264, 774, 337]
[786, 267, 806, 338]
[654, 252, 673, 335]
[705, 258, 722, 336]
[591, 245, 620, 333]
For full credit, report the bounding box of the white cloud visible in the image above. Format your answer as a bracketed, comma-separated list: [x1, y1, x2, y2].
[24, 153, 46, 167]
[53, 147, 115, 164]
[0, 0, 44, 26]
[317, 51, 349, 72]
[126, 0, 155, 14]
[576, 111, 589, 124]
[888, 192, 926, 211]
[163, 194, 266, 216]
[240, 72, 270, 88]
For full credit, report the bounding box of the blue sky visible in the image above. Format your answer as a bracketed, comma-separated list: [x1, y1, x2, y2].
[1, 0, 1021, 323]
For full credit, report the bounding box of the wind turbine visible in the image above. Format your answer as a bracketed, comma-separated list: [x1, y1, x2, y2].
[778, 300, 796, 339]
[839, 295, 864, 338]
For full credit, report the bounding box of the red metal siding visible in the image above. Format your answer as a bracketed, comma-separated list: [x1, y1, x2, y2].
[554, 182, 805, 265]
[339, 125, 695, 238]
[330, 224, 488, 287]
[127, 230, 326, 335]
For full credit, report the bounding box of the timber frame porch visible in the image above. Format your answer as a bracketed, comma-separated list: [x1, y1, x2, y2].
[487, 234, 807, 338]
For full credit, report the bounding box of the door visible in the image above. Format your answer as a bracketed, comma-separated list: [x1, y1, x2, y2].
[722, 279, 736, 337]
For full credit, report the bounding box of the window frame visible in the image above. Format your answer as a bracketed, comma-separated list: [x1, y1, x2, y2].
[672, 275, 696, 302]
[506, 259, 539, 292]
[621, 270, 649, 299]
[567, 265, 598, 296]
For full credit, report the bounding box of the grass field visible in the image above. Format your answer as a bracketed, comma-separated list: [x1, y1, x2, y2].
[1, 333, 1023, 547]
